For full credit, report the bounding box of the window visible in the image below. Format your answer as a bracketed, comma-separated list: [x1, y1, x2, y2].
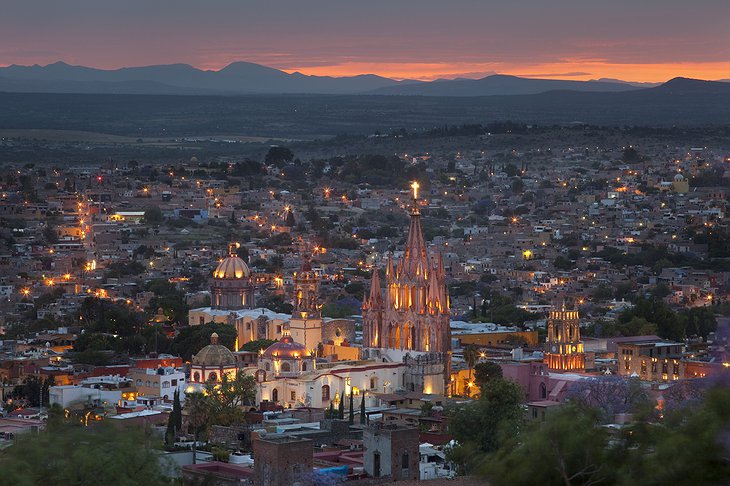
[302, 362, 307, 371]
[281, 362, 291, 372]
[401, 452, 409, 470]
[272, 389, 279, 402]
[291, 391, 296, 401]
[641, 361, 647, 375]
[370, 377, 376, 390]
[209, 372, 218, 382]
[673, 363, 679, 375]
[651, 361, 657, 373]
[162, 381, 170, 388]
[540, 383, 547, 399]
[171, 379, 177, 386]
[265, 363, 271, 371]
[136, 379, 142, 386]
[662, 362, 668, 374]
[276, 325, 282, 334]
[199, 317, 204, 325]
[193, 372, 200, 382]
[322, 385, 330, 401]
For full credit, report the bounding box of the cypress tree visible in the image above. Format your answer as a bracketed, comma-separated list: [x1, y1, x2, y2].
[360, 394, 366, 424]
[338, 391, 344, 419]
[328, 401, 335, 419]
[173, 390, 182, 432]
[348, 391, 354, 425]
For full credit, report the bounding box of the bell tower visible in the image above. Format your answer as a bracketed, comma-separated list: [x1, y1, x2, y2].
[544, 304, 585, 372]
[288, 257, 322, 353]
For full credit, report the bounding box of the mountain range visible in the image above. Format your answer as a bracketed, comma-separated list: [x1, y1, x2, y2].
[3, 60, 726, 97]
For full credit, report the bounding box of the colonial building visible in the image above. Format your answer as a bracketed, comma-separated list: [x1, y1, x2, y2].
[190, 333, 238, 385]
[211, 243, 255, 310]
[362, 182, 451, 394]
[288, 258, 323, 353]
[544, 306, 586, 372]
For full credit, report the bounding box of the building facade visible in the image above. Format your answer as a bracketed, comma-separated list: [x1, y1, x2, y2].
[544, 307, 585, 372]
[362, 182, 451, 394]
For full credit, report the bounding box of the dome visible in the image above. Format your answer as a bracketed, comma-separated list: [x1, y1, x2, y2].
[214, 255, 251, 279]
[192, 333, 236, 367]
[262, 335, 308, 359]
[674, 173, 685, 181]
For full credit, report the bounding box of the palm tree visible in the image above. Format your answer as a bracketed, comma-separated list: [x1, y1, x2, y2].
[185, 392, 210, 464]
[463, 344, 480, 397]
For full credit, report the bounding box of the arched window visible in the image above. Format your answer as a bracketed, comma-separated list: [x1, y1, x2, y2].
[136, 379, 142, 386]
[370, 377, 377, 390]
[162, 381, 170, 388]
[302, 362, 308, 372]
[193, 372, 200, 382]
[272, 388, 279, 402]
[208, 372, 218, 382]
[265, 362, 271, 371]
[540, 382, 547, 399]
[145, 381, 151, 387]
[281, 362, 291, 372]
[321, 385, 330, 401]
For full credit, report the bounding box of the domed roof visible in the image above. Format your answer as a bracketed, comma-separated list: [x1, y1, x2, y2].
[192, 332, 236, 367]
[214, 255, 251, 279]
[262, 335, 308, 359]
[674, 173, 685, 181]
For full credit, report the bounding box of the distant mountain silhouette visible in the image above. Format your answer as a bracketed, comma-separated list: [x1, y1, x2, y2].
[0, 62, 727, 98]
[0, 61, 415, 95]
[367, 74, 641, 96]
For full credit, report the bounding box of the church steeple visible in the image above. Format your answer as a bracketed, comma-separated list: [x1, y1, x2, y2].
[402, 181, 428, 277]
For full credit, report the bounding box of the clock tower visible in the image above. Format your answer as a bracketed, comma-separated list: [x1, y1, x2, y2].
[544, 305, 585, 372]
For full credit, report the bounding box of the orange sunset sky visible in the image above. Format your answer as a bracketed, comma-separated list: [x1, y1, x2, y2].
[2, 0, 729, 83]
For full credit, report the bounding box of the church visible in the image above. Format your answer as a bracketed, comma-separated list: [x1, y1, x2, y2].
[362, 182, 452, 395]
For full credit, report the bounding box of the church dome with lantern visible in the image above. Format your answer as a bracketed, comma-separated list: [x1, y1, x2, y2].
[211, 243, 255, 310]
[190, 332, 238, 384]
[258, 334, 315, 379]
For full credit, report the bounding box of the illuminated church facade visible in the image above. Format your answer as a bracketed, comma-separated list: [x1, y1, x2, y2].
[544, 306, 585, 372]
[362, 182, 452, 395]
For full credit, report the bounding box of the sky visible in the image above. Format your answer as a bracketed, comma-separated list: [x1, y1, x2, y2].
[1, 0, 729, 82]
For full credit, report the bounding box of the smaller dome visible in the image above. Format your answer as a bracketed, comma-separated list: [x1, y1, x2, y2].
[262, 335, 308, 359]
[214, 256, 251, 279]
[192, 333, 236, 367]
[674, 173, 685, 181]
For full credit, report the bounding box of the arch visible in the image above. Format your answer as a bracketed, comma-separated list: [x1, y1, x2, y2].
[321, 384, 330, 401]
[302, 362, 308, 372]
[272, 388, 279, 402]
[395, 326, 401, 349]
[162, 381, 170, 388]
[265, 362, 271, 371]
[423, 327, 430, 352]
[370, 376, 377, 390]
[540, 382, 547, 399]
[136, 379, 142, 387]
[281, 362, 292, 372]
[193, 372, 200, 382]
[208, 372, 218, 382]
[387, 324, 394, 348]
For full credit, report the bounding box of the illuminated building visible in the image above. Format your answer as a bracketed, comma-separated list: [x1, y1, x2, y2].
[287, 257, 322, 352]
[544, 306, 585, 372]
[211, 242, 255, 310]
[362, 182, 451, 394]
[190, 332, 238, 385]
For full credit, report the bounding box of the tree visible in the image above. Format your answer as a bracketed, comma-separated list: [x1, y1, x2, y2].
[203, 372, 257, 424]
[144, 206, 163, 224]
[463, 344, 480, 396]
[338, 391, 344, 419]
[348, 390, 354, 424]
[566, 376, 650, 423]
[2, 423, 169, 485]
[265, 146, 294, 167]
[473, 361, 503, 391]
[173, 389, 182, 431]
[360, 394, 366, 424]
[481, 405, 616, 486]
[172, 322, 237, 361]
[185, 392, 210, 465]
[447, 378, 524, 472]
